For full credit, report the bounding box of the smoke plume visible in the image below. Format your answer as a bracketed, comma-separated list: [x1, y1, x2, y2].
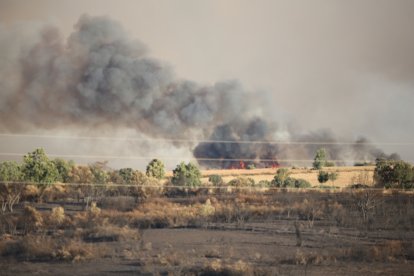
[0, 15, 398, 168]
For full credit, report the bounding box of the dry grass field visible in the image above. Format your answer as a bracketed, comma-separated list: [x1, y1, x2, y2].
[166, 166, 376, 188]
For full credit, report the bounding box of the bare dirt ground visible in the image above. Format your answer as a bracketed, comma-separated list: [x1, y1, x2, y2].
[1, 221, 413, 275]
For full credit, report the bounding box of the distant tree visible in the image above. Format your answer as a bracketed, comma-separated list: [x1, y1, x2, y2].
[0, 161, 22, 182]
[146, 159, 165, 180]
[89, 161, 110, 184]
[118, 168, 135, 184]
[374, 159, 413, 189]
[22, 148, 59, 184]
[172, 162, 201, 187]
[318, 170, 329, 184]
[313, 148, 328, 169]
[0, 161, 24, 212]
[52, 158, 74, 183]
[69, 165, 94, 183]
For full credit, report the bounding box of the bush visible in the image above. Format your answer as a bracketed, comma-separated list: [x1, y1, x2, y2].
[318, 171, 329, 184]
[146, 159, 165, 180]
[117, 168, 135, 184]
[294, 179, 312, 188]
[227, 177, 255, 187]
[208, 174, 223, 186]
[257, 180, 271, 187]
[172, 162, 201, 187]
[272, 168, 311, 188]
[247, 164, 256, 170]
[272, 168, 291, 187]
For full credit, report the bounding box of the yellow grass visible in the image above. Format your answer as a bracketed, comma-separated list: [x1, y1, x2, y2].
[167, 166, 375, 188]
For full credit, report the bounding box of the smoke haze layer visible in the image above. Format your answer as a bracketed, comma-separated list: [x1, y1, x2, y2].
[0, 14, 402, 168]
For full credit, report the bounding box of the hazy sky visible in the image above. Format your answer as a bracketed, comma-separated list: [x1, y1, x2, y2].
[1, 0, 413, 166]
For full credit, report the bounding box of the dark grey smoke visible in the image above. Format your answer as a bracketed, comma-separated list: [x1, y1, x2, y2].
[0, 15, 398, 168]
[193, 118, 280, 168]
[0, 15, 249, 137]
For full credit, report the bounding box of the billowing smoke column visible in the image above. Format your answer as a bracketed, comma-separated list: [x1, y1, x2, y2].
[0, 15, 398, 168]
[0, 15, 250, 137]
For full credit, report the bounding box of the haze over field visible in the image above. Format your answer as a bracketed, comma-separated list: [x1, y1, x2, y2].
[0, 0, 413, 169]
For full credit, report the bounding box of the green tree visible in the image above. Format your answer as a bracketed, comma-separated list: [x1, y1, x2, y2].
[318, 170, 329, 184]
[52, 158, 74, 183]
[146, 159, 165, 179]
[313, 148, 327, 169]
[0, 161, 22, 182]
[172, 162, 201, 187]
[22, 148, 59, 184]
[374, 159, 413, 189]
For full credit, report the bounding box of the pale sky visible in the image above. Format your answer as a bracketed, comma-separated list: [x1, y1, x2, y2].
[1, 0, 413, 166]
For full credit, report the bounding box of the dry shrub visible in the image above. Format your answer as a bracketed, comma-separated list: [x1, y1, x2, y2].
[293, 250, 334, 265]
[189, 260, 254, 276]
[212, 200, 282, 223]
[343, 240, 408, 262]
[0, 235, 54, 261]
[123, 199, 196, 228]
[21, 185, 39, 201]
[97, 197, 221, 229]
[0, 235, 101, 262]
[281, 249, 335, 265]
[327, 201, 347, 226]
[48, 206, 65, 227]
[99, 196, 137, 211]
[71, 203, 103, 229]
[20, 206, 44, 234]
[84, 221, 140, 242]
[199, 199, 215, 217]
[293, 198, 324, 227]
[43, 183, 67, 202]
[0, 213, 18, 235]
[54, 239, 96, 262]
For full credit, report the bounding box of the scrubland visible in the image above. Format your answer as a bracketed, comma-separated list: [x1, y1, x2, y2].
[1, 172, 413, 275]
